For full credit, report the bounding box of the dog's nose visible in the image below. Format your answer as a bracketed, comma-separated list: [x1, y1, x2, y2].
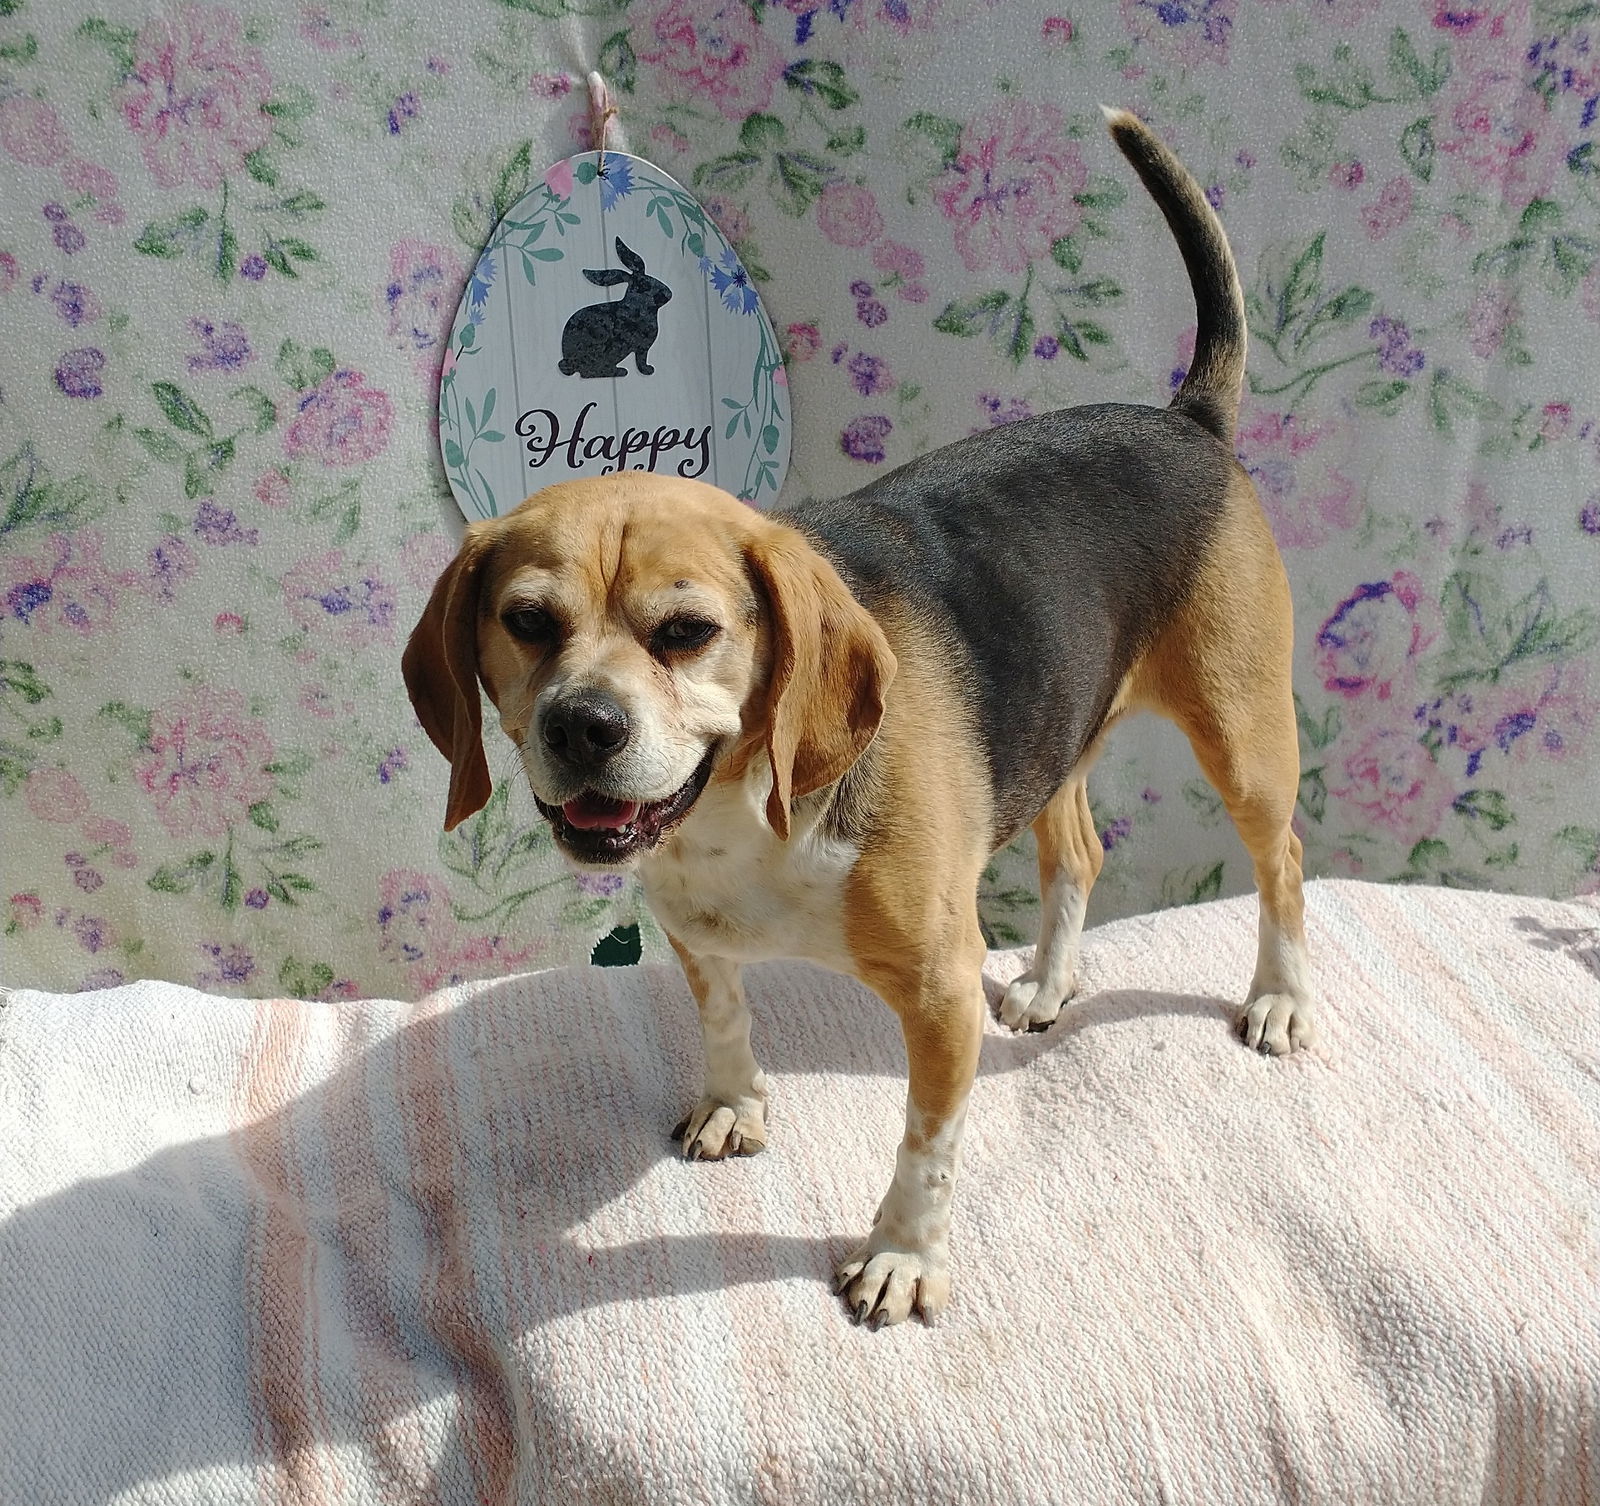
[542, 693, 630, 769]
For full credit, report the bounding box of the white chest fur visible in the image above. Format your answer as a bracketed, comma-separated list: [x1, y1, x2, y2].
[638, 773, 858, 969]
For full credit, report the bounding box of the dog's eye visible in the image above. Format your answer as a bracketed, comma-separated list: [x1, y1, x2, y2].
[503, 605, 557, 644]
[653, 616, 720, 654]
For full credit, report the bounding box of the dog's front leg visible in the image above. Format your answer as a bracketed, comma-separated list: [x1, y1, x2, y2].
[835, 926, 985, 1328]
[668, 938, 769, 1159]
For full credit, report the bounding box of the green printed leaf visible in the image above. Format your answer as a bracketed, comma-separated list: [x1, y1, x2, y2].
[597, 29, 636, 93]
[133, 426, 186, 463]
[694, 150, 761, 195]
[934, 290, 1010, 337]
[134, 207, 209, 259]
[248, 801, 280, 833]
[784, 59, 857, 111]
[1399, 116, 1435, 182]
[244, 148, 278, 186]
[1453, 789, 1514, 832]
[740, 112, 786, 151]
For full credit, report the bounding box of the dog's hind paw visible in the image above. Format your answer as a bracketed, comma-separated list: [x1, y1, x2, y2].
[998, 971, 1077, 1032]
[672, 1095, 768, 1160]
[1236, 992, 1317, 1055]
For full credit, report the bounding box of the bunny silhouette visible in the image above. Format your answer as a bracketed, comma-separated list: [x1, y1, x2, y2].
[558, 238, 674, 379]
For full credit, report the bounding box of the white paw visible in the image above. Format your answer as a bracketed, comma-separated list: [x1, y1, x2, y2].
[673, 1093, 768, 1160]
[834, 1236, 950, 1329]
[1237, 992, 1316, 1056]
[998, 970, 1077, 1032]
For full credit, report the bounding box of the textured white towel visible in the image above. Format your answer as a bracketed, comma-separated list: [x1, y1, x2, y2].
[3, 879, 1599, 1505]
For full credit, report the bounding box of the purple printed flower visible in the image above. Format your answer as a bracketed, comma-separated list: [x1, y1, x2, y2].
[386, 240, 460, 357]
[377, 747, 409, 783]
[197, 942, 257, 988]
[194, 500, 260, 547]
[54, 348, 106, 399]
[841, 414, 892, 463]
[1099, 815, 1133, 850]
[244, 888, 269, 909]
[1315, 572, 1436, 701]
[1370, 315, 1424, 377]
[73, 915, 111, 954]
[386, 91, 420, 134]
[282, 550, 399, 647]
[846, 351, 894, 396]
[239, 254, 268, 281]
[49, 281, 103, 329]
[575, 872, 626, 897]
[53, 221, 86, 255]
[856, 298, 888, 327]
[976, 391, 1033, 428]
[147, 535, 200, 600]
[1580, 496, 1600, 535]
[1034, 335, 1060, 360]
[186, 318, 254, 373]
[849, 279, 875, 298]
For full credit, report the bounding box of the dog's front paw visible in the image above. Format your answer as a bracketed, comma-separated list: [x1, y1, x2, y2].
[834, 1237, 950, 1329]
[672, 1094, 768, 1160]
[1237, 992, 1316, 1055]
[998, 970, 1077, 1032]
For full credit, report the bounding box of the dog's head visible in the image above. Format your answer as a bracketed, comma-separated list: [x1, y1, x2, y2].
[402, 476, 895, 867]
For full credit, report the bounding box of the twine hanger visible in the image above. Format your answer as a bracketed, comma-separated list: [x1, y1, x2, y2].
[587, 70, 619, 176]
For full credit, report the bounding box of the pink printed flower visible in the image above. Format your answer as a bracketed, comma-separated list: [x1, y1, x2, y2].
[1361, 176, 1414, 240]
[376, 869, 535, 992]
[936, 100, 1088, 275]
[873, 240, 925, 280]
[282, 549, 399, 646]
[7, 894, 45, 932]
[1119, 0, 1234, 67]
[634, 0, 784, 121]
[0, 253, 17, 295]
[24, 768, 90, 824]
[400, 530, 455, 591]
[1235, 407, 1360, 550]
[1332, 726, 1456, 843]
[0, 96, 70, 167]
[1, 530, 129, 635]
[1315, 572, 1438, 702]
[548, 156, 578, 198]
[816, 184, 884, 249]
[386, 240, 461, 358]
[1467, 285, 1519, 358]
[253, 469, 291, 508]
[137, 685, 275, 838]
[783, 323, 822, 362]
[283, 369, 393, 467]
[120, 5, 274, 190]
[702, 194, 750, 245]
[61, 157, 119, 199]
[1437, 66, 1562, 206]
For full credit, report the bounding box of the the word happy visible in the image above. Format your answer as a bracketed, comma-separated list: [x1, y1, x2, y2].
[515, 402, 713, 480]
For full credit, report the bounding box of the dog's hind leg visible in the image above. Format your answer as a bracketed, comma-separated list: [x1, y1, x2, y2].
[1132, 473, 1315, 1055]
[999, 776, 1103, 1031]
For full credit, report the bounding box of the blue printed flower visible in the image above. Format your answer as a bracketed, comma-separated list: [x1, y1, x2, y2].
[704, 247, 757, 315]
[467, 250, 497, 320]
[597, 155, 634, 211]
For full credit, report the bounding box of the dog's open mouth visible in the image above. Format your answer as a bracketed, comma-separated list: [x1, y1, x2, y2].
[534, 747, 717, 865]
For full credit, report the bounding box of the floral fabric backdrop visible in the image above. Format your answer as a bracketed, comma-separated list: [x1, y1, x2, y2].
[2, 0, 1597, 997]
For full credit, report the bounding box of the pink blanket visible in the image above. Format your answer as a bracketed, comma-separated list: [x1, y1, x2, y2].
[3, 879, 1598, 1503]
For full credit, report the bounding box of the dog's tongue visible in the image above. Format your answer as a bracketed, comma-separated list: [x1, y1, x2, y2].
[562, 793, 642, 830]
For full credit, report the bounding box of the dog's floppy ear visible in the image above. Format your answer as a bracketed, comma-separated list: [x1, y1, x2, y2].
[402, 525, 497, 831]
[746, 531, 896, 841]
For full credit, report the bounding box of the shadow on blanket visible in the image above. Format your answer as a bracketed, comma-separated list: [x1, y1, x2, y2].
[1, 965, 1233, 1503]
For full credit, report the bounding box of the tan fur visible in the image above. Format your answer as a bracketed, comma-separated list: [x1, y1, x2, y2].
[1125, 470, 1311, 1048]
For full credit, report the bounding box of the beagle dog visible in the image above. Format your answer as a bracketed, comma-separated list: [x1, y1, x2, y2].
[404, 109, 1314, 1329]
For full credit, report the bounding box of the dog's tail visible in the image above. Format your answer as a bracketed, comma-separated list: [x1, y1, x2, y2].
[1102, 106, 1245, 444]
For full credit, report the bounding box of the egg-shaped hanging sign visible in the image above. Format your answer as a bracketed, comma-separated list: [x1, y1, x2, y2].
[438, 150, 791, 522]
